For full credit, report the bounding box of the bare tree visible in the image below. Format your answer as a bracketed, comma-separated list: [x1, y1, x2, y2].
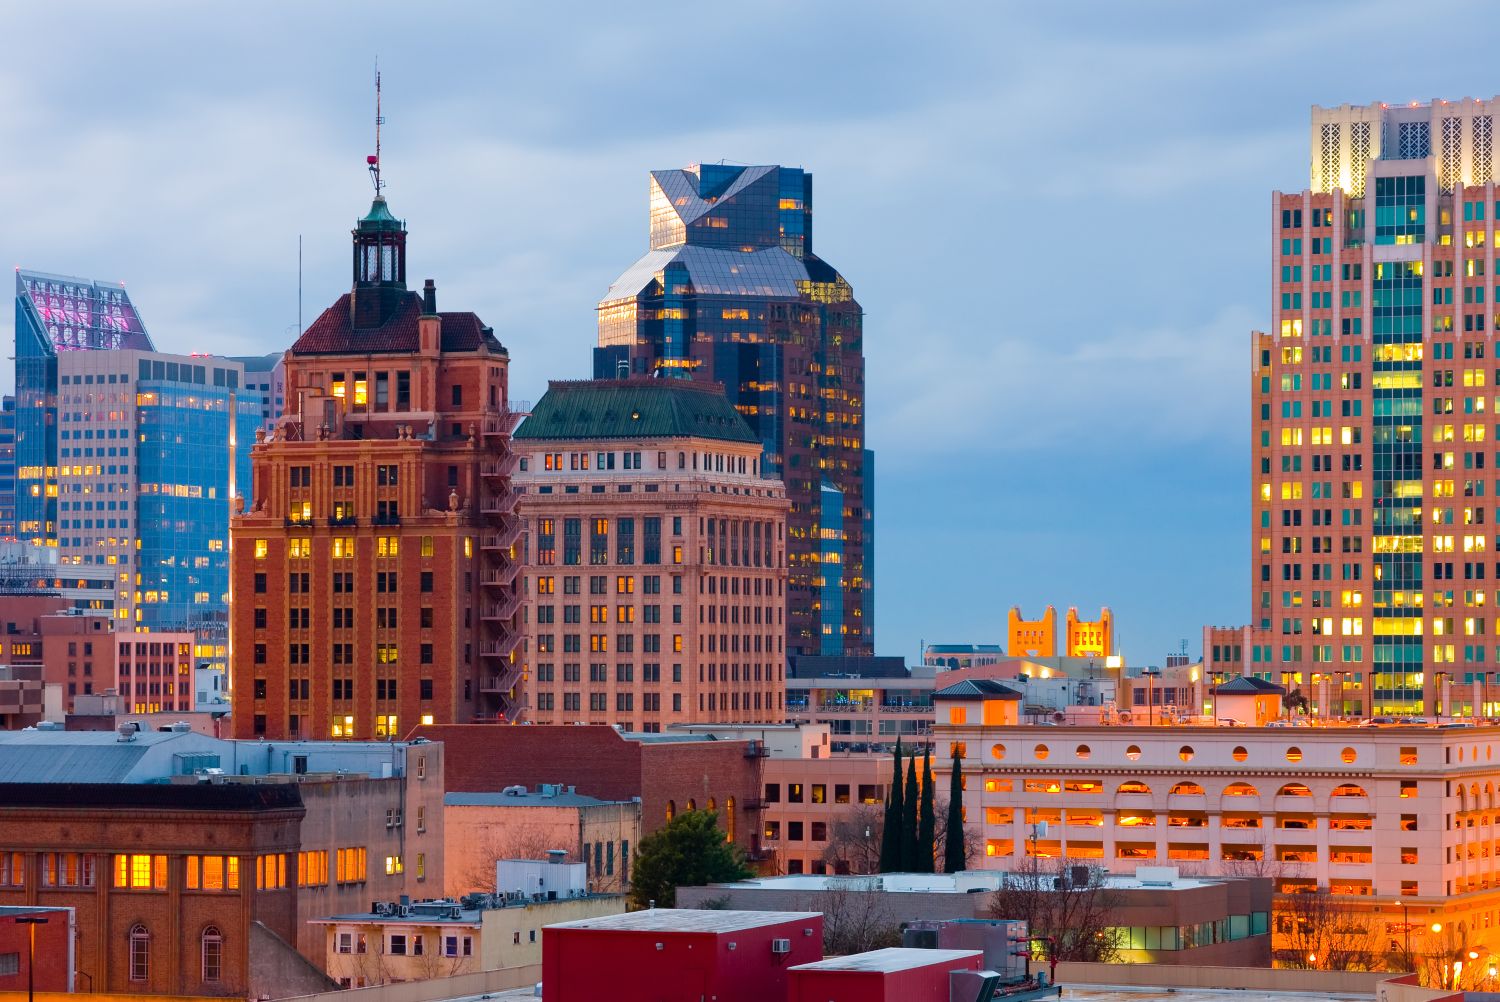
[820, 804, 885, 875]
[988, 860, 1122, 963]
[1274, 889, 1382, 971]
[802, 885, 905, 956]
[410, 937, 474, 980]
[933, 796, 980, 872]
[454, 822, 564, 895]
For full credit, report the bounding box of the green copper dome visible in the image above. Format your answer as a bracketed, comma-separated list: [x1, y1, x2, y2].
[358, 196, 404, 232]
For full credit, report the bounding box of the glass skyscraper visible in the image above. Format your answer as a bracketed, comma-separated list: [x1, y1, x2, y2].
[14, 270, 260, 646]
[595, 164, 871, 656]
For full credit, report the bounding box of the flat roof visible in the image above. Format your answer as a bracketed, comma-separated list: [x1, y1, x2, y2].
[444, 791, 626, 808]
[791, 947, 980, 973]
[1063, 989, 1372, 1002]
[714, 868, 1227, 894]
[545, 908, 819, 934]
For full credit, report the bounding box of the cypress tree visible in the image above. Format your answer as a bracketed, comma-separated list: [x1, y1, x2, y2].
[943, 748, 966, 873]
[878, 739, 903, 872]
[901, 756, 919, 871]
[918, 753, 937, 873]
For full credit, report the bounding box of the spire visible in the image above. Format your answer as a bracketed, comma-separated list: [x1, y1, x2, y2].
[350, 62, 407, 330]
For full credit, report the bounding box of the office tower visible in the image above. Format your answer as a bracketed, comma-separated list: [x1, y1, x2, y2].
[514, 378, 789, 730]
[232, 353, 287, 434]
[0, 395, 14, 539]
[1249, 97, 1500, 717]
[13, 272, 261, 646]
[595, 164, 870, 658]
[230, 192, 524, 740]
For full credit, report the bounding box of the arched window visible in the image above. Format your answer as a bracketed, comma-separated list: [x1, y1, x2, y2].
[129, 924, 150, 983]
[1169, 782, 1205, 796]
[1277, 783, 1313, 797]
[1116, 781, 1152, 795]
[687, 798, 697, 811]
[1223, 782, 1260, 798]
[725, 797, 737, 844]
[666, 800, 676, 822]
[707, 797, 717, 813]
[201, 927, 222, 983]
[1330, 784, 1369, 799]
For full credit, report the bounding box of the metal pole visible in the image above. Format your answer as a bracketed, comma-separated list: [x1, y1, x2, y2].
[17, 916, 47, 1002]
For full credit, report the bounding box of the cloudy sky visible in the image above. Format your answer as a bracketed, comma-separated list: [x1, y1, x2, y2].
[1, 2, 1493, 664]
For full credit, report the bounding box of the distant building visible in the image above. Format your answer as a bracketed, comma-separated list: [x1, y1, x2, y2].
[232, 352, 286, 434]
[231, 189, 524, 739]
[514, 378, 789, 729]
[785, 657, 933, 754]
[0, 394, 15, 539]
[595, 163, 871, 659]
[14, 270, 262, 647]
[443, 786, 639, 897]
[681, 869, 1272, 967]
[923, 644, 1004, 671]
[0, 906, 74, 993]
[413, 723, 763, 859]
[0, 729, 445, 969]
[1007, 606, 1114, 659]
[310, 865, 623, 989]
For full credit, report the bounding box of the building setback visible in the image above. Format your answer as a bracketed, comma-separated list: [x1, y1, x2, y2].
[515, 378, 789, 729]
[231, 191, 524, 739]
[594, 164, 871, 658]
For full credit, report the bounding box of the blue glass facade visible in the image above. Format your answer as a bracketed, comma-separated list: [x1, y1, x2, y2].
[597, 164, 872, 656]
[134, 363, 260, 635]
[0, 395, 15, 539]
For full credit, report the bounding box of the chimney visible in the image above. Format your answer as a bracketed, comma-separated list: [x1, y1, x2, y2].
[422, 278, 437, 315]
[418, 280, 440, 354]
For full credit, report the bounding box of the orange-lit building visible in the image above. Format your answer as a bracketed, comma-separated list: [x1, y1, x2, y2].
[1241, 96, 1500, 718]
[514, 379, 788, 729]
[229, 191, 523, 740]
[1006, 605, 1113, 658]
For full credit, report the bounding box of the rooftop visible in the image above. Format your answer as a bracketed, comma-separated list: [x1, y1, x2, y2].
[545, 908, 820, 935]
[515, 379, 758, 445]
[933, 678, 1024, 700]
[444, 788, 629, 809]
[291, 291, 502, 357]
[790, 947, 981, 973]
[714, 866, 1232, 894]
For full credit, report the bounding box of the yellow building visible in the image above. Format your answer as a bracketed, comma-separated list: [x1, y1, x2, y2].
[1007, 606, 1114, 659]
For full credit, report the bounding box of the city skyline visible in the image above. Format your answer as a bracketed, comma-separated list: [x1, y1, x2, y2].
[0, 2, 1494, 663]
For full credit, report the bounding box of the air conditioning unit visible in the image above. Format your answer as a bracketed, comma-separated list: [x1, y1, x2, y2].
[770, 939, 791, 955]
[398, 905, 411, 917]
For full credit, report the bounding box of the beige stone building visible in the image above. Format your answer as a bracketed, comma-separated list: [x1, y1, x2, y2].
[933, 678, 1500, 965]
[513, 379, 789, 730]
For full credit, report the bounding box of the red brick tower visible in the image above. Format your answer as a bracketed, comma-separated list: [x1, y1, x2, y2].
[229, 194, 524, 739]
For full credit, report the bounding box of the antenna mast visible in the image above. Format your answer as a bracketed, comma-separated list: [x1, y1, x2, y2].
[368, 62, 385, 196]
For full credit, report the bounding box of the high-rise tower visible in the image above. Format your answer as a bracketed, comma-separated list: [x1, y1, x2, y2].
[230, 192, 525, 740]
[1241, 97, 1500, 717]
[595, 164, 871, 657]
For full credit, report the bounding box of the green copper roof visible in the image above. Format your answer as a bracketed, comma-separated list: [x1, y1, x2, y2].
[515, 379, 759, 444]
[358, 197, 404, 232]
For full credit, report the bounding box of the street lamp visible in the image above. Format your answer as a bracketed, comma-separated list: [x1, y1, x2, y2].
[15, 916, 47, 1002]
[1141, 669, 1161, 726]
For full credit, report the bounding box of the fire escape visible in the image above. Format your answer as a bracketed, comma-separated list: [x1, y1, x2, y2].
[475, 403, 528, 722]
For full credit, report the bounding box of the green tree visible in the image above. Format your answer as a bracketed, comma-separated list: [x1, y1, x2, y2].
[943, 749, 966, 873]
[628, 810, 750, 910]
[901, 757, 918, 870]
[878, 739, 904, 872]
[918, 754, 936, 872]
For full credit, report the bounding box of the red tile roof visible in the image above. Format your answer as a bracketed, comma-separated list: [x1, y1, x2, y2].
[290, 291, 504, 356]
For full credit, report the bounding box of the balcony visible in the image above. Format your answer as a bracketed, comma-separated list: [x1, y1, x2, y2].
[478, 632, 523, 660]
[372, 514, 402, 527]
[479, 664, 522, 693]
[327, 514, 358, 527]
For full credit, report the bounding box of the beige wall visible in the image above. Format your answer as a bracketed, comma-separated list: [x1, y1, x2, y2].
[1055, 961, 1390, 994]
[269, 964, 543, 1002]
[478, 896, 625, 971]
[443, 802, 640, 897]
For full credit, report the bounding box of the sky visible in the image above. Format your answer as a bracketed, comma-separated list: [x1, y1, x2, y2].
[0, 1, 1495, 665]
